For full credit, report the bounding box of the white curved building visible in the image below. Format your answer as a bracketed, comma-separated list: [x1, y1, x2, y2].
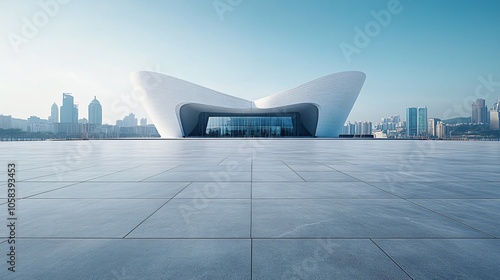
[130, 71, 366, 138]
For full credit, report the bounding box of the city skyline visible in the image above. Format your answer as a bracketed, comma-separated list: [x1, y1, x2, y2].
[1, 0, 500, 123]
[2, 92, 500, 128]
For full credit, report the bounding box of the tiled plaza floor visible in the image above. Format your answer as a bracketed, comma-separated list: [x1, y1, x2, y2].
[0, 139, 499, 279]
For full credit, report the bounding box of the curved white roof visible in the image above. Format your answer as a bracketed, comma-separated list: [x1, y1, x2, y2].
[130, 71, 366, 138]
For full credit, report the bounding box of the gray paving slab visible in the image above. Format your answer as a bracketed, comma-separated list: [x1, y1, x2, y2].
[252, 199, 488, 238]
[176, 182, 251, 199]
[218, 156, 253, 167]
[327, 164, 397, 172]
[0, 198, 167, 238]
[144, 170, 251, 182]
[170, 164, 251, 172]
[409, 163, 500, 173]
[253, 239, 411, 279]
[296, 171, 360, 182]
[24, 171, 114, 182]
[87, 171, 166, 181]
[30, 182, 190, 199]
[74, 164, 142, 172]
[252, 182, 397, 199]
[371, 181, 500, 199]
[128, 199, 251, 238]
[410, 199, 500, 237]
[452, 171, 500, 182]
[343, 171, 458, 182]
[0, 182, 77, 199]
[19, 165, 78, 172]
[252, 164, 293, 171]
[374, 239, 500, 280]
[252, 160, 286, 165]
[0, 239, 251, 280]
[15, 171, 64, 181]
[252, 171, 304, 182]
[286, 164, 334, 172]
[119, 164, 182, 173]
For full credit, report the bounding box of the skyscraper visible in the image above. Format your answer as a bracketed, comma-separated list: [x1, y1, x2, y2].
[471, 99, 488, 124]
[494, 96, 500, 112]
[73, 104, 79, 123]
[60, 93, 78, 123]
[360, 121, 372, 135]
[490, 96, 500, 131]
[417, 107, 428, 136]
[436, 121, 448, 139]
[50, 103, 59, 123]
[342, 122, 356, 135]
[378, 115, 400, 132]
[88, 96, 103, 125]
[123, 113, 137, 127]
[406, 107, 428, 137]
[490, 111, 499, 131]
[406, 107, 417, 137]
[427, 118, 440, 137]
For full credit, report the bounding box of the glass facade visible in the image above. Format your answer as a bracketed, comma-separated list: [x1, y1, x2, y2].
[417, 107, 428, 136]
[206, 116, 294, 137]
[406, 107, 417, 137]
[188, 113, 312, 137]
[406, 107, 427, 137]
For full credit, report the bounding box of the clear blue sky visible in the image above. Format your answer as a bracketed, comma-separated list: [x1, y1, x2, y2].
[1, 0, 500, 125]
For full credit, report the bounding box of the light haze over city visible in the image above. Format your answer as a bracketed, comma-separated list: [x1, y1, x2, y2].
[1, 0, 500, 124]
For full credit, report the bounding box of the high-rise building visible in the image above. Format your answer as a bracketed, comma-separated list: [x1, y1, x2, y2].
[27, 116, 51, 132]
[417, 107, 428, 136]
[490, 111, 499, 131]
[73, 104, 79, 123]
[88, 96, 103, 125]
[490, 97, 500, 131]
[471, 99, 488, 124]
[353, 121, 372, 135]
[50, 103, 59, 123]
[406, 107, 427, 137]
[10, 118, 28, 131]
[361, 121, 372, 135]
[417, 107, 427, 136]
[377, 115, 400, 132]
[406, 107, 417, 137]
[427, 118, 440, 137]
[0, 115, 12, 129]
[342, 121, 371, 135]
[436, 121, 448, 139]
[140, 118, 147, 126]
[60, 93, 78, 123]
[115, 120, 124, 127]
[493, 96, 500, 112]
[342, 122, 356, 135]
[123, 113, 138, 127]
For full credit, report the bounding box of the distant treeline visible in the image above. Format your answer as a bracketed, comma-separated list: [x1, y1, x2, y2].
[449, 124, 500, 138]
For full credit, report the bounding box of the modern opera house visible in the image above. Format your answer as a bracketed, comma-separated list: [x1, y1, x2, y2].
[130, 71, 366, 138]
